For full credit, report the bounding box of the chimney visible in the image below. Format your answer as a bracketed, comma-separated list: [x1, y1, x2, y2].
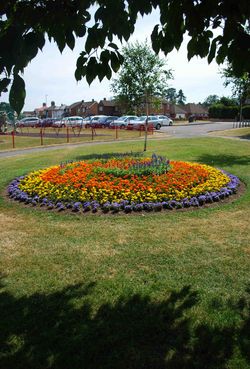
[92, 99, 95, 102]
[103, 97, 106, 101]
[51, 101, 55, 107]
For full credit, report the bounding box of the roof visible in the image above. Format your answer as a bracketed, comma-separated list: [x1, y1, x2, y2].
[184, 103, 208, 114]
[170, 104, 187, 114]
[99, 99, 117, 107]
[47, 104, 68, 111]
[68, 100, 98, 110]
[68, 101, 82, 109]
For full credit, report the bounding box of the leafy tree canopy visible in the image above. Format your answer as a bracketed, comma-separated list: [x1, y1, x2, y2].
[110, 41, 172, 114]
[203, 94, 220, 106]
[0, 0, 250, 113]
[165, 88, 177, 104]
[0, 102, 15, 121]
[222, 64, 250, 103]
[176, 89, 186, 105]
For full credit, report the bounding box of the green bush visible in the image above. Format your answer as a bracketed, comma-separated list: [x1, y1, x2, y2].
[209, 104, 239, 119]
[242, 105, 250, 119]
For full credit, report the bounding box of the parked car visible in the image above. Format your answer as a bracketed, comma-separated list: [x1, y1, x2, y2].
[52, 116, 85, 128]
[155, 115, 173, 126]
[65, 116, 85, 127]
[52, 118, 64, 128]
[109, 115, 138, 128]
[16, 117, 41, 128]
[93, 116, 119, 128]
[37, 118, 56, 127]
[129, 116, 162, 130]
[86, 115, 107, 128]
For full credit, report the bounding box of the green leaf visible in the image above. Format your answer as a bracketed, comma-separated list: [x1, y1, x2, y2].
[110, 52, 120, 72]
[9, 74, 26, 114]
[208, 39, 217, 64]
[66, 31, 75, 50]
[151, 25, 160, 54]
[108, 43, 118, 50]
[86, 57, 98, 85]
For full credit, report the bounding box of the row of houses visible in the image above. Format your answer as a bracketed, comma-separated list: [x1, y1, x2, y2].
[24, 98, 209, 120]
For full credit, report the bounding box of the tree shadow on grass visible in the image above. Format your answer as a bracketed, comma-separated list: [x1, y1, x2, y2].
[74, 151, 143, 162]
[0, 279, 249, 369]
[196, 153, 250, 168]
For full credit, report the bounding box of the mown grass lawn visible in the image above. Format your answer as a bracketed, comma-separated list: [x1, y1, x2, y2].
[210, 127, 250, 140]
[0, 137, 249, 369]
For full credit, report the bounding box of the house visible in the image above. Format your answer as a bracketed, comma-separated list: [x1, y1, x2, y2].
[34, 103, 48, 118]
[98, 98, 121, 116]
[184, 103, 208, 119]
[169, 104, 187, 119]
[47, 101, 69, 119]
[161, 100, 171, 116]
[68, 100, 99, 117]
[22, 111, 35, 117]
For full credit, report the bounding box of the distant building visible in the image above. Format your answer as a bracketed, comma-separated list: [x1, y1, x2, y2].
[22, 111, 35, 117]
[184, 103, 208, 119]
[34, 103, 48, 118]
[98, 98, 121, 116]
[47, 101, 68, 119]
[68, 100, 98, 117]
[169, 105, 187, 119]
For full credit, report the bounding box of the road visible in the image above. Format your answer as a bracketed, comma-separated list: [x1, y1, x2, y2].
[161, 121, 235, 138]
[0, 121, 240, 158]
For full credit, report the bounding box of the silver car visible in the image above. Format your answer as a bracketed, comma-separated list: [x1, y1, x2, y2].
[155, 115, 173, 126]
[16, 117, 41, 127]
[130, 116, 162, 130]
[110, 115, 138, 128]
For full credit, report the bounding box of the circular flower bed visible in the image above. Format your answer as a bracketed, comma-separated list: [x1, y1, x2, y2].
[8, 155, 240, 213]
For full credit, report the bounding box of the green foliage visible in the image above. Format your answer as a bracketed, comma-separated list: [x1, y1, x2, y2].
[203, 95, 220, 107]
[222, 64, 250, 102]
[0, 0, 250, 113]
[177, 89, 186, 105]
[94, 154, 171, 177]
[209, 104, 239, 119]
[165, 88, 177, 103]
[110, 41, 173, 113]
[242, 105, 250, 119]
[0, 102, 15, 121]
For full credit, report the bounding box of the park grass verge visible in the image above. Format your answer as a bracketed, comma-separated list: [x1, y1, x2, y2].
[209, 127, 250, 140]
[0, 137, 250, 369]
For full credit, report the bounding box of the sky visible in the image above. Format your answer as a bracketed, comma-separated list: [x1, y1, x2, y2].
[0, 9, 232, 111]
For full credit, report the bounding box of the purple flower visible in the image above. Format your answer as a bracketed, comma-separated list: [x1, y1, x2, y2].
[153, 202, 163, 211]
[134, 203, 144, 211]
[102, 202, 111, 213]
[72, 202, 81, 212]
[111, 202, 120, 213]
[124, 205, 132, 213]
[198, 195, 206, 205]
[189, 197, 199, 207]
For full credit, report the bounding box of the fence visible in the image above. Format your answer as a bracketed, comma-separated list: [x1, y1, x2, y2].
[0, 124, 155, 150]
[233, 120, 250, 128]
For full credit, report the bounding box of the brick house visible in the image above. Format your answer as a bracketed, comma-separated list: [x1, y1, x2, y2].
[98, 98, 121, 116]
[68, 100, 98, 117]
